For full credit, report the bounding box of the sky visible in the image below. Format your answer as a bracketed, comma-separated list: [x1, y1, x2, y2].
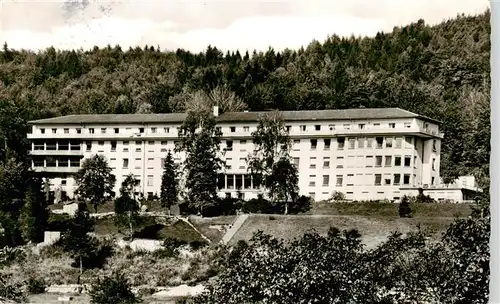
[0, 0, 490, 53]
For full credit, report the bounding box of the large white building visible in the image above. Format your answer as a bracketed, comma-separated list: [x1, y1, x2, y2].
[27, 107, 445, 203]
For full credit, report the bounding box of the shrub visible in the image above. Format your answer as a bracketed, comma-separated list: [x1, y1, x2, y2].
[89, 271, 141, 304]
[288, 195, 312, 214]
[398, 196, 412, 218]
[330, 191, 346, 202]
[25, 277, 46, 294]
[133, 223, 164, 239]
[0, 273, 26, 303]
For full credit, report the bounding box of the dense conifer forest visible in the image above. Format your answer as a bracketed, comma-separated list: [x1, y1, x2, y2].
[0, 10, 490, 189]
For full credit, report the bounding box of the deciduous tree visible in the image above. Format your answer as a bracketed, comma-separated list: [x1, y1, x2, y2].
[74, 154, 116, 212]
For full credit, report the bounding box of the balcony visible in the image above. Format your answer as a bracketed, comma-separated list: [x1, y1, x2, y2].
[32, 167, 80, 174]
[332, 126, 444, 139]
[30, 150, 83, 156]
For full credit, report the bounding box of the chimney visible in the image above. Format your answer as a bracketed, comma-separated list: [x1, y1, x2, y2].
[213, 106, 219, 117]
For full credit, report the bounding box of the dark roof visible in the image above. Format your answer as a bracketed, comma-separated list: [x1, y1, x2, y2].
[28, 108, 441, 125]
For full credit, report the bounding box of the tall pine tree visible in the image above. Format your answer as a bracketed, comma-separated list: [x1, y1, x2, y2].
[160, 150, 178, 215]
[176, 110, 224, 215]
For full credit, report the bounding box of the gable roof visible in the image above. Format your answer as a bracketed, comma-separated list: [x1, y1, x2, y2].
[28, 108, 441, 125]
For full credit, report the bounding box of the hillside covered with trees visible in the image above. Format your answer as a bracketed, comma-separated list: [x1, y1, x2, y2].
[0, 10, 491, 189]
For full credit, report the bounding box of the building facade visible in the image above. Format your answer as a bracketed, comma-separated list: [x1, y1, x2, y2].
[27, 107, 444, 203]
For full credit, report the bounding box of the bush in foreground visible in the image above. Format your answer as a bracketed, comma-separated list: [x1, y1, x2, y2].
[89, 271, 141, 304]
[193, 204, 490, 304]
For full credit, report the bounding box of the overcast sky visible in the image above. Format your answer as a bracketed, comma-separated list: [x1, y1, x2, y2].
[0, 0, 490, 53]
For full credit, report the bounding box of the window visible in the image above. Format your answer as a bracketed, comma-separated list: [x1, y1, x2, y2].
[147, 175, 154, 187]
[393, 174, 401, 185]
[404, 122, 411, 128]
[64, 128, 69, 134]
[431, 177, 435, 185]
[346, 174, 354, 186]
[286, 125, 291, 132]
[357, 138, 364, 149]
[123, 158, 129, 169]
[384, 177, 391, 185]
[367, 138, 373, 148]
[343, 124, 350, 130]
[89, 128, 94, 134]
[324, 139, 331, 150]
[226, 140, 233, 151]
[164, 127, 170, 133]
[148, 141, 154, 145]
[139, 127, 144, 133]
[309, 192, 316, 200]
[389, 123, 396, 128]
[239, 158, 246, 169]
[336, 157, 344, 168]
[61, 179, 67, 185]
[40, 128, 45, 134]
[365, 156, 373, 168]
[358, 123, 365, 129]
[348, 138, 355, 149]
[337, 137, 345, 150]
[385, 156, 392, 167]
[112, 128, 119, 134]
[414, 156, 418, 168]
[405, 136, 413, 147]
[300, 125, 306, 131]
[375, 156, 382, 167]
[226, 158, 232, 170]
[323, 157, 330, 169]
[376, 137, 383, 149]
[310, 139, 317, 150]
[385, 137, 393, 148]
[98, 141, 104, 146]
[374, 174, 382, 186]
[404, 156, 411, 167]
[151, 127, 156, 134]
[322, 175, 330, 186]
[111, 141, 117, 152]
[373, 123, 380, 127]
[135, 158, 142, 169]
[101, 128, 106, 134]
[148, 158, 154, 169]
[329, 124, 335, 131]
[433, 139, 437, 152]
[293, 157, 300, 167]
[230, 126, 236, 132]
[86, 141, 92, 152]
[395, 156, 402, 166]
[76, 128, 81, 134]
[403, 174, 411, 185]
[309, 157, 317, 169]
[336, 175, 343, 186]
[309, 175, 316, 187]
[293, 139, 300, 150]
[315, 125, 321, 131]
[52, 128, 57, 134]
[395, 137, 402, 148]
[432, 158, 436, 170]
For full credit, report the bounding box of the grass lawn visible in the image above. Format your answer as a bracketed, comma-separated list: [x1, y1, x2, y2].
[230, 214, 457, 249]
[308, 201, 474, 217]
[188, 215, 237, 243]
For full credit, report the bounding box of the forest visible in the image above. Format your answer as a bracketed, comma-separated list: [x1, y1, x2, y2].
[0, 10, 491, 190]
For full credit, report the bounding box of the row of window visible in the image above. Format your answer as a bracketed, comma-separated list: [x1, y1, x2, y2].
[314, 173, 420, 187]
[293, 155, 436, 171]
[36, 120, 424, 136]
